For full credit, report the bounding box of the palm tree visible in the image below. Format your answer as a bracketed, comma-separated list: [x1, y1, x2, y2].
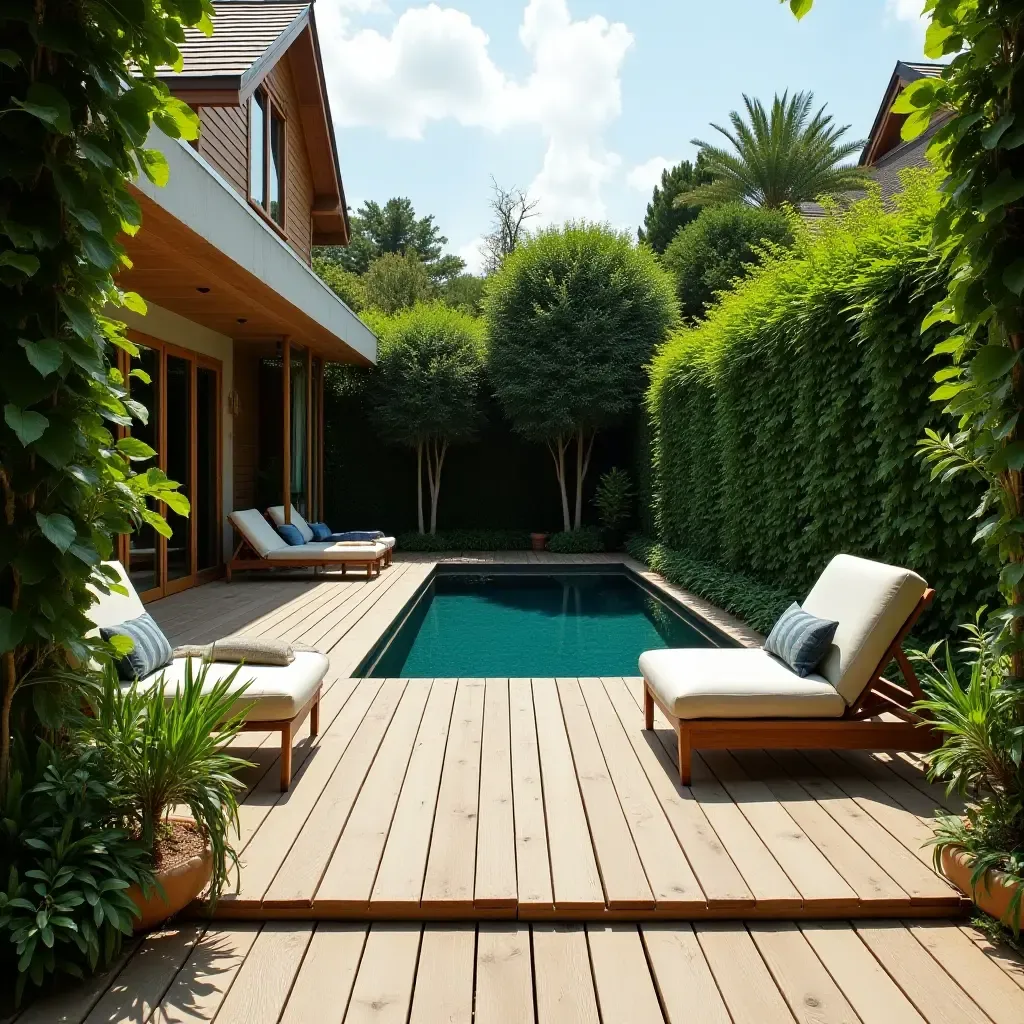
[678, 91, 870, 209]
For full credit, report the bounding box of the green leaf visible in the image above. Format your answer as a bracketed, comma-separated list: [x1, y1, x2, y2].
[892, 78, 937, 114]
[0, 251, 40, 276]
[4, 404, 48, 446]
[81, 232, 117, 270]
[788, 0, 812, 19]
[142, 508, 173, 539]
[0, 609, 27, 655]
[58, 294, 96, 340]
[115, 436, 156, 460]
[982, 113, 1015, 150]
[106, 634, 135, 657]
[0, 49, 21, 68]
[980, 170, 1024, 215]
[18, 338, 64, 377]
[930, 382, 968, 401]
[152, 96, 200, 142]
[121, 291, 147, 315]
[35, 512, 76, 553]
[137, 148, 170, 188]
[971, 345, 1018, 384]
[161, 490, 191, 517]
[12, 82, 72, 134]
[901, 108, 932, 142]
[924, 19, 954, 59]
[1004, 259, 1024, 296]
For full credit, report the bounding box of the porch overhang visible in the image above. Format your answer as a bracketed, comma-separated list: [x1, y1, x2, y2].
[120, 126, 375, 365]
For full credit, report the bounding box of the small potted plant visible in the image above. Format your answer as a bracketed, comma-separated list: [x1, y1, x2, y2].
[594, 467, 634, 551]
[530, 532, 549, 552]
[89, 662, 253, 929]
[912, 615, 1024, 932]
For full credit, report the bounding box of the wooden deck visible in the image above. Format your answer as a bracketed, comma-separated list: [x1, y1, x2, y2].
[148, 557, 968, 922]
[21, 918, 1024, 1024]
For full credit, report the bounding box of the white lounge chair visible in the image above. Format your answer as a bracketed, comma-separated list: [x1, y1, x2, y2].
[227, 509, 387, 581]
[640, 554, 938, 784]
[88, 561, 327, 789]
[266, 504, 395, 566]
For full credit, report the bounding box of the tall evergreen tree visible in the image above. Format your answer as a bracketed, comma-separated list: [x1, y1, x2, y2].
[638, 155, 712, 253]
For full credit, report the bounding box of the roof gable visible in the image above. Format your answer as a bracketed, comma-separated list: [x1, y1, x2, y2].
[860, 60, 945, 167]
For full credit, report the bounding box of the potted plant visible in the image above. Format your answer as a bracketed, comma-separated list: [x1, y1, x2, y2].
[530, 532, 549, 552]
[912, 615, 1024, 932]
[594, 467, 634, 551]
[88, 662, 253, 929]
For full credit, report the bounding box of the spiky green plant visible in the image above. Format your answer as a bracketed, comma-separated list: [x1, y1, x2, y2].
[911, 615, 1024, 931]
[679, 91, 870, 209]
[87, 662, 253, 904]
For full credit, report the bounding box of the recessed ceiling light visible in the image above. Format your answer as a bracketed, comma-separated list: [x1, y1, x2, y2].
[237, 317, 248, 324]
[196, 286, 210, 293]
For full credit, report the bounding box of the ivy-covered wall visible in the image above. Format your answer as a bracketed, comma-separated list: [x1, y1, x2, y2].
[646, 173, 996, 638]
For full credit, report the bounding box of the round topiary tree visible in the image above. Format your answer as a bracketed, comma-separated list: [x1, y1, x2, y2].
[485, 223, 678, 531]
[662, 202, 794, 321]
[366, 303, 485, 534]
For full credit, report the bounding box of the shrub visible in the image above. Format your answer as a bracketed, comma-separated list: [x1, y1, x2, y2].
[548, 527, 604, 554]
[486, 223, 678, 531]
[313, 257, 367, 312]
[627, 536, 794, 635]
[594, 468, 634, 531]
[661, 202, 793, 321]
[396, 529, 532, 552]
[646, 172, 995, 640]
[363, 251, 433, 313]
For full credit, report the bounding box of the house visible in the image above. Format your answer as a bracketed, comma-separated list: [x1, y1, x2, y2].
[801, 60, 948, 221]
[114, 0, 375, 601]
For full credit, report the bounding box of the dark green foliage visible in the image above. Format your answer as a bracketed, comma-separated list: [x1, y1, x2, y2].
[647, 173, 996, 640]
[396, 529, 532, 552]
[0, 744, 155, 1002]
[316, 198, 465, 282]
[547, 528, 604, 554]
[362, 252, 433, 314]
[661, 203, 793, 321]
[312, 257, 366, 312]
[637, 155, 712, 253]
[627, 536, 795, 636]
[440, 274, 487, 316]
[594, 468, 633, 530]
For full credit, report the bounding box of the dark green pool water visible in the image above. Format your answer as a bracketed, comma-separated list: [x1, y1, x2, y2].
[366, 572, 716, 678]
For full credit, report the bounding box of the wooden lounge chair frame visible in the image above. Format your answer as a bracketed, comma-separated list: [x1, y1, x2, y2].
[239, 684, 320, 790]
[226, 529, 385, 582]
[643, 588, 940, 785]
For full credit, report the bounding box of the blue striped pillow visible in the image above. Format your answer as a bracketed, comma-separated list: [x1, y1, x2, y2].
[100, 612, 173, 681]
[764, 603, 838, 677]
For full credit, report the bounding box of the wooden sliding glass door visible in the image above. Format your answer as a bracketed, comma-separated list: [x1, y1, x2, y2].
[122, 336, 222, 601]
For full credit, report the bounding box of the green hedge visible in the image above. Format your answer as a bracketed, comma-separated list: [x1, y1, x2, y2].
[397, 529, 533, 552]
[646, 172, 996, 640]
[628, 536, 794, 635]
[548, 527, 604, 553]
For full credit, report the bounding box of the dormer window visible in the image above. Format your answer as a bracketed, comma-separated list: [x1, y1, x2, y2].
[249, 88, 285, 228]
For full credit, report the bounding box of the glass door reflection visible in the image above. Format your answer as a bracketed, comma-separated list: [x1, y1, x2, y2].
[165, 354, 192, 586]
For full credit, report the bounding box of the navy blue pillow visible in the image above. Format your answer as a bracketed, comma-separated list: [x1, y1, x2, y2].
[764, 602, 838, 677]
[309, 522, 332, 541]
[277, 523, 305, 546]
[100, 612, 173, 681]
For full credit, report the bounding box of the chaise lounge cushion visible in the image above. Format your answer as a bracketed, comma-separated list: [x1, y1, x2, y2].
[639, 648, 846, 720]
[137, 650, 328, 722]
[802, 554, 927, 705]
[230, 509, 289, 556]
[265, 541, 387, 562]
[267, 505, 394, 551]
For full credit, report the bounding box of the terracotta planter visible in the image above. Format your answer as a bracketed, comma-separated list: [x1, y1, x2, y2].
[941, 845, 1023, 929]
[530, 532, 548, 552]
[127, 817, 213, 932]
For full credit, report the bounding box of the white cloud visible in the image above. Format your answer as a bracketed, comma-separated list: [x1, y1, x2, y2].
[317, 0, 633, 222]
[457, 236, 486, 275]
[626, 156, 673, 194]
[886, 0, 926, 22]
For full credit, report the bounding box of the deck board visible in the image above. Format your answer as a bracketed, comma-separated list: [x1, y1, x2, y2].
[147, 557, 966, 921]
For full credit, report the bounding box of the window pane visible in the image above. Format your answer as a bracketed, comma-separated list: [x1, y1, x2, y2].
[128, 346, 160, 595]
[249, 92, 265, 205]
[196, 367, 219, 571]
[290, 347, 307, 516]
[166, 355, 192, 582]
[269, 111, 284, 225]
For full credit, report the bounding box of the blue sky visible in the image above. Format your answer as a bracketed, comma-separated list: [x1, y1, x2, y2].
[317, 0, 929, 271]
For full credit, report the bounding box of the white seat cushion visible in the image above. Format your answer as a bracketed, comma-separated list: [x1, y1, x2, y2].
[802, 554, 927, 704]
[230, 509, 289, 557]
[136, 649, 329, 722]
[266, 504, 315, 543]
[266, 541, 387, 562]
[639, 648, 846, 720]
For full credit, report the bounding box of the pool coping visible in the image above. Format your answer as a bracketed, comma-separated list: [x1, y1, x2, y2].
[351, 555, 763, 678]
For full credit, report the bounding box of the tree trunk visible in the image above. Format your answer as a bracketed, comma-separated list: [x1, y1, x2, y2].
[416, 441, 425, 535]
[1009, 328, 1024, 683]
[573, 428, 596, 531]
[546, 436, 570, 532]
[0, 651, 15, 800]
[427, 438, 448, 535]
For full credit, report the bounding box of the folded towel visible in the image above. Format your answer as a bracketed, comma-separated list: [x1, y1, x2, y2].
[173, 636, 295, 666]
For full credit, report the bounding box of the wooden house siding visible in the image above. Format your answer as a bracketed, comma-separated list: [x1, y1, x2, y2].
[197, 104, 248, 198]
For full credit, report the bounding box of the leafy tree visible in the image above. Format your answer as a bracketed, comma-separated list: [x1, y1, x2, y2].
[638, 155, 713, 253]
[363, 251, 433, 313]
[440, 273, 487, 315]
[680, 91, 870, 209]
[319, 198, 465, 282]
[365, 303, 485, 533]
[486, 224, 678, 531]
[480, 177, 539, 274]
[662, 202, 794, 320]
[313, 256, 366, 312]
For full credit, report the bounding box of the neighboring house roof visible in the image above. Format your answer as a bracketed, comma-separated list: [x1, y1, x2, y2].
[156, 1, 349, 245]
[860, 60, 945, 167]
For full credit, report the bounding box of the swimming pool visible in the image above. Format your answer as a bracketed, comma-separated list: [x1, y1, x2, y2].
[361, 570, 723, 678]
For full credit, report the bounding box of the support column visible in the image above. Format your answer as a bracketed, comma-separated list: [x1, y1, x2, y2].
[305, 346, 312, 520]
[282, 336, 291, 523]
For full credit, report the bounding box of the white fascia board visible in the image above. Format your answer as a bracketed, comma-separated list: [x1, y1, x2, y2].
[134, 126, 377, 364]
